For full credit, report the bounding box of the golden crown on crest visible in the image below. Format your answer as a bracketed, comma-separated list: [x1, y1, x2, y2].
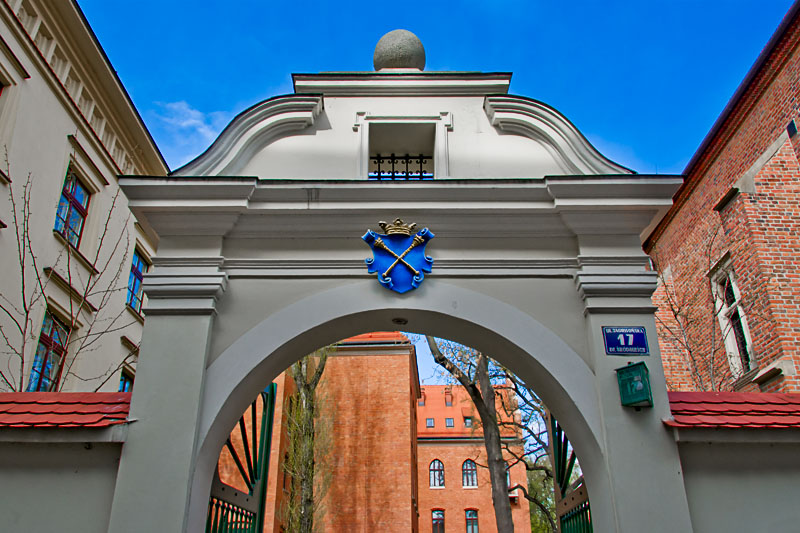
[378, 218, 417, 236]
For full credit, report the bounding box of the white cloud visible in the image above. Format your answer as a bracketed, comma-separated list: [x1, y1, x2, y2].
[150, 101, 232, 169]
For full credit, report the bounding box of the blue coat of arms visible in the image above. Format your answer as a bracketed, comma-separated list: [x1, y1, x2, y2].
[362, 219, 434, 293]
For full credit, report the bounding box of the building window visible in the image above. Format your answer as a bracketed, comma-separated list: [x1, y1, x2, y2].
[426, 417, 434, 428]
[432, 510, 444, 533]
[464, 417, 473, 427]
[118, 369, 134, 392]
[127, 249, 148, 313]
[54, 166, 90, 247]
[445, 392, 452, 406]
[26, 312, 69, 391]
[367, 122, 435, 180]
[462, 459, 477, 487]
[713, 267, 753, 376]
[429, 459, 445, 488]
[505, 461, 511, 488]
[466, 509, 479, 532]
[446, 417, 454, 427]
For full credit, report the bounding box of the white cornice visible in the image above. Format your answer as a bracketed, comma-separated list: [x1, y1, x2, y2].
[484, 95, 633, 175]
[293, 72, 511, 96]
[171, 95, 323, 176]
[120, 176, 682, 241]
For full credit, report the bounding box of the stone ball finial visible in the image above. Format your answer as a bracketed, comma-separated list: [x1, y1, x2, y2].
[373, 30, 426, 71]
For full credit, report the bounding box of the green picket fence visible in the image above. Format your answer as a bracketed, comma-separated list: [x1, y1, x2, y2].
[561, 499, 592, 533]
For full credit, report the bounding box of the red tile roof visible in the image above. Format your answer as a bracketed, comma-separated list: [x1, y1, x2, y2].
[0, 392, 131, 428]
[339, 331, 410, 344]
[666, 391, 800, 429]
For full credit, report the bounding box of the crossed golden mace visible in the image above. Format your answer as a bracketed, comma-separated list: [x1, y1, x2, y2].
[374, 235, 426, 278]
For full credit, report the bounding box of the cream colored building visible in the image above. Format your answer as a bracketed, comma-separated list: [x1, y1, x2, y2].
[0, 0, 166, 393]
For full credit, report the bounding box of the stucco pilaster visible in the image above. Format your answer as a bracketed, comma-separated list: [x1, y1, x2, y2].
[107, 266, 226, 533]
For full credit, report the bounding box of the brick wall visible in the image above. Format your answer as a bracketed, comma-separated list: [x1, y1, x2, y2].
[647, 6, 800, 392]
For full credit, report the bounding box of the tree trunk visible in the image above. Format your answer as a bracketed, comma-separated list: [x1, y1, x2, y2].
[426, 336, 515, 532]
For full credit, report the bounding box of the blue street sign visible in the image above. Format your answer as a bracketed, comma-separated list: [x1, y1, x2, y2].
[602, 326, 650, 356]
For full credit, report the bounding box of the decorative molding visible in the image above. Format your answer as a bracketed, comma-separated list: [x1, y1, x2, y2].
[293, 71, 512, 96]
[68, 134, 109, 186]
[142, 270, 228, 316]
[575, 271, 658, 314]
[42, 266, 98, 313]
[0, 31, 30, 79]
[484, 95, 633, 175]
[221, 257, 579, 278]
[172, 95, 323, 176]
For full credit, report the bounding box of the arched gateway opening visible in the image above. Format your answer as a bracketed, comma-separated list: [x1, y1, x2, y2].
[106, 31, 694, 533]
[195, 283, 601, 532]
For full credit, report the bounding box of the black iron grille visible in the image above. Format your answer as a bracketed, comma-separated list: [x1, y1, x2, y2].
[368, 154, 433, 180]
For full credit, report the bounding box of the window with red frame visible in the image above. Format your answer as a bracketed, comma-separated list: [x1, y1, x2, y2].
[431, 510, 444, 533]
[54, 166, 89, 247]
[27, 312, 70, 391]
[465, 509, 479, 533]
[127, 249, 148, 313]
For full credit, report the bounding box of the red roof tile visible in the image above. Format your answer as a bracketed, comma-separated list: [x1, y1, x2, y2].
[0, 392, 131, 428]
[339, 331, 410, 344]
[666, 391, 800, 429]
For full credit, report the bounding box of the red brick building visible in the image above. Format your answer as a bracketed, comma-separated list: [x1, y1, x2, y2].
[417, 385, 531, 533]
[218, 332, 530, 531]
[647, 1, 800, 393]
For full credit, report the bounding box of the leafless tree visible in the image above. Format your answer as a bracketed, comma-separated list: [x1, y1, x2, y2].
[650, 222, 763, 391]
[425, 336, 517, 533]
[0, 159, 137, 392]
[282, 347, 332, 533]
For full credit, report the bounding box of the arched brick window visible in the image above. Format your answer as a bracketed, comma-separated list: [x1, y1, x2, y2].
[462, 459, 477, 487]
[429, 459, 445, 487]
[432, 509, 444, 533]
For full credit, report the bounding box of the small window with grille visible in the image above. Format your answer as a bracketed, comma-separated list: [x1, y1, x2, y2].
[368, 122, 434, 180]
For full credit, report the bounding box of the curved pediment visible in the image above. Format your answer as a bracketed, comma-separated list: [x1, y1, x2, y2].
[484, 95, 633, 175]
[171, 94, 323, 176]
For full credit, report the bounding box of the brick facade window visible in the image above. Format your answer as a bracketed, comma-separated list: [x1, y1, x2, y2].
[464, 416, 472, 427]
[54, 166, 90, 247]
[127, 249, 149, 313]
[431, 509, 444, 533]
[445, 417, 454, 427]
[712, 266, 754, 376]
[426, 417, 434, 427]
[27, 311, 69, 391]
[429, 459, 444, 487]
[465, 509, 479, 532]
[462, 459, 477, 487]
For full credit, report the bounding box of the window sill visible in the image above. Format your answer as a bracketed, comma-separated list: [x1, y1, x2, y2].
[462, 486, 479, 489]
[428, 486, 445, 490]
[52, 230, 100, 275]
[125, 304, 145, 325]
[732, 368, 759, 390]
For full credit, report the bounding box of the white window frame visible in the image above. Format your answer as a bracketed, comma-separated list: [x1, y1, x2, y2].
[711, 262, 754, 377]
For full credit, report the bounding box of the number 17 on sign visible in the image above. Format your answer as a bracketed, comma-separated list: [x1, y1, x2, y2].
[602, 326, 649, 356]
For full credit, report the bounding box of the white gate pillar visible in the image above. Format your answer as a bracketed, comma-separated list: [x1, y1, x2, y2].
[573, 231, 693, 532]
[107, 260, 226, 533]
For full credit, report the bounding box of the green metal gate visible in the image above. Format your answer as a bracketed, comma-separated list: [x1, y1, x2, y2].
[206, 383, 277, 533]
[549, 414, 592, 533]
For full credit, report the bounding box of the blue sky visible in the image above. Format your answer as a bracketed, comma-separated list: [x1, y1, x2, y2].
[80, 1, 794, 174]
[79, 1, 794, 383]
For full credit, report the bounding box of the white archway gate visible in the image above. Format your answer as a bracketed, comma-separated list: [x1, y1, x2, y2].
[104, 173, 694, 532]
